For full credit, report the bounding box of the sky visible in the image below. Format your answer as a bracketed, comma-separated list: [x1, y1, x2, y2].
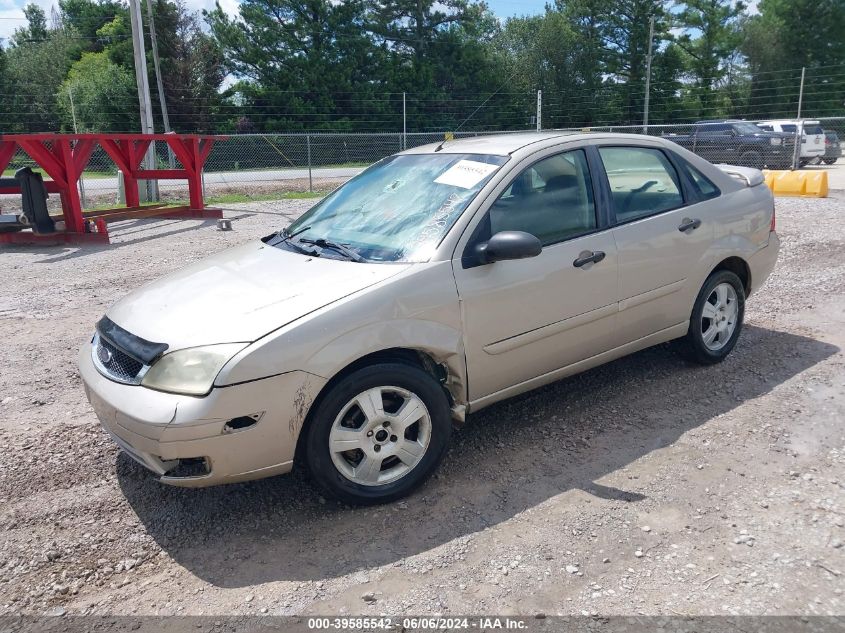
[0, 0, 755, 45]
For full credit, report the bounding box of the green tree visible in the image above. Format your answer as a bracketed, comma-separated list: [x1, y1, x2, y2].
[674, 0, 745, 116]
[5, 18, 81, 132]
[95, 14, 133, 68]
[206, 0, 384, 131]
[150, 0, 225, 132]
[367, 0, 502, 130]
[12, 4, 49, 45]
[58, 51, 138, 131]
[492, 11, 595, 128]
[0, 45, 11, 132]
[600, 0, 673, 124]
[59, 0, 128, 48]
[742, 0, 845, 117]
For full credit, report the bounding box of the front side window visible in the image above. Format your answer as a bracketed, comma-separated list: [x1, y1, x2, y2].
[732, 122, 766, 135]
[281, 153, 508, 262]
[599, 146, 684, 223]
[486, 149, 596, 246]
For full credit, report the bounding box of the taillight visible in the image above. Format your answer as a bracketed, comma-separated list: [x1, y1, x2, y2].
[770, 205, 776, 232]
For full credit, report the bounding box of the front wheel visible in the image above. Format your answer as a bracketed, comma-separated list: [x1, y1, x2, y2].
[303, 363, 452, 505]
[675, 270, 746, 365]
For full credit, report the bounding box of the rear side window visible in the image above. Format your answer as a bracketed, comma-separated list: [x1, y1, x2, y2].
[488, 149, 596, 246]
[599, 147, 684, 223]
[683, 162, 720, 200]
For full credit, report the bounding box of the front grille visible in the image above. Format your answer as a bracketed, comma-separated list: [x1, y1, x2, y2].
[94, 335, 144, 383]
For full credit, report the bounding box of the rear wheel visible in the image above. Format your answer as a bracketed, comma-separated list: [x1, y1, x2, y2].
[303, 363, 452, 505]
[823, 158, 837, 165]
[676, 270, 745, 365]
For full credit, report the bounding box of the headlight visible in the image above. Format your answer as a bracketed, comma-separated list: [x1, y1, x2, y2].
[770, 138, 782, 145]
[141, 344, 247, 396]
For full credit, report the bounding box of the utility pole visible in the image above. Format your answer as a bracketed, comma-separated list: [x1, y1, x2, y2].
[536, 90, 542, 131]
[128, 0, 158, 200]
[642, 15, 655, 134]
[145, 0, 174, 168]
[67, 86, 86, 208]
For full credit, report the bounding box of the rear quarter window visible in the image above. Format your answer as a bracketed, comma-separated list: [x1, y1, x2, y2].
[681, 161, 721, 201]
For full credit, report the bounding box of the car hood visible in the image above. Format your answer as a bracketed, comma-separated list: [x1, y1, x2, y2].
[106, 241, 410, 350]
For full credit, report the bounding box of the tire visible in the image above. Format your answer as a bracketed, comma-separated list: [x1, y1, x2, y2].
[675, 270, 746, 365]
[823, 158, 837, 165]
[303, 363, 452, 505]
[738, 149, 764, 170]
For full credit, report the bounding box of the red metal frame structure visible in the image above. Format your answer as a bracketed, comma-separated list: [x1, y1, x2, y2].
[0, 133, 223, 245]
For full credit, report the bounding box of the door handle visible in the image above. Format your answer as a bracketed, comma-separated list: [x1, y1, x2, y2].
[573, 250, 606, 268]
[678, 218, 701, 232]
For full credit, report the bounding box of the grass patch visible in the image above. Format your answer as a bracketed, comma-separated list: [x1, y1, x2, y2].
[204, 191, 326, 205]
[3, 167, 115, 180]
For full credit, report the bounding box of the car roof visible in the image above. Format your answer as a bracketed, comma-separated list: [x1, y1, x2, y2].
[400, 130, 732, 159]
[399, 131, 582, 156]
[759, 119, 821, 124]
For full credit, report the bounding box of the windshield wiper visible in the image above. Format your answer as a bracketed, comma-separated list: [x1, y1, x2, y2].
[269, 224, 317, 255]
[298, 237, 365, 262]
[280, 224, 312, 240]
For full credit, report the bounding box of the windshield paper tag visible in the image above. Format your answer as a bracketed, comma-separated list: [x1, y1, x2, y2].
[434, 160, 498, 189]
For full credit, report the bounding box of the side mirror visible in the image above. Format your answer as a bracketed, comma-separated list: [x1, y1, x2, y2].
[477, 231, 542, 264]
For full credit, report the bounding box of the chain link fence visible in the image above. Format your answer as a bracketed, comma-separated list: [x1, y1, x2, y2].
[2, 121, 843, 214]
[567, 118, 845, 171]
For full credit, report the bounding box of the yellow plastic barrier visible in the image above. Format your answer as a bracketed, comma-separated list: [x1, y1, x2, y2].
[761, 169, 829, 198]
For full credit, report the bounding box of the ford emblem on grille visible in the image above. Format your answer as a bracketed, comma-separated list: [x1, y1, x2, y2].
[97, 343, 113, 365]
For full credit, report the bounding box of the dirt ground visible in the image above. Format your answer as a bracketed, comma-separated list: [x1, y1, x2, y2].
[0, 192, 843, 618]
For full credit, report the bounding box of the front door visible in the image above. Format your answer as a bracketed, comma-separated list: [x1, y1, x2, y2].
[453, 148, 619, 402]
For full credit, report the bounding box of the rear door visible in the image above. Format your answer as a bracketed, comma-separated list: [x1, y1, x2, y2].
[452, 147, 619, 401]
[597, 144, 714, 342]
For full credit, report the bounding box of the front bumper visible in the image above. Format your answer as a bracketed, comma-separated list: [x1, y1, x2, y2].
[79, 341, 326, 487]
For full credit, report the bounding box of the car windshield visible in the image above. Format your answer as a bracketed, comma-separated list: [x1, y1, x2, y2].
[733, 122, 765, 134]
[280, 153, 508, 263]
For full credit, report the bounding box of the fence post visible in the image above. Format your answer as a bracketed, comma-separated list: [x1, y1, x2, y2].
[306, 134, 313, 193]
[643, 15, 655, 133]
[792, 67, 806, 170]
[403, 92, 407, 150]
[536, 90, 542, 132]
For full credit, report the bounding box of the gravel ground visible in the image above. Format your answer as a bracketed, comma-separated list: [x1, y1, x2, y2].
[0, 193, 844, 618]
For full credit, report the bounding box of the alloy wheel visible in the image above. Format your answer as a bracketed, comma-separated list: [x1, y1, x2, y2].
[328, 386, 432, 486]
[701, 282, 738, 351]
